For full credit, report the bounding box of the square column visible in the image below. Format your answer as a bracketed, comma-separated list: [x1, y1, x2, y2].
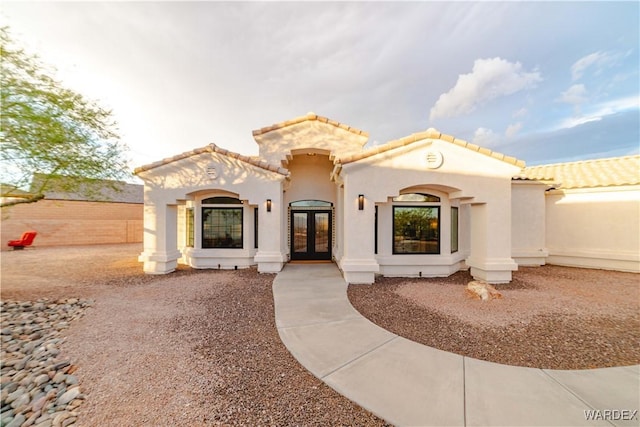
[138, 203, 182, 274]
[339, 189, 379, 284]
[254, 193, 286, 273]
[466, 202, 518, 283]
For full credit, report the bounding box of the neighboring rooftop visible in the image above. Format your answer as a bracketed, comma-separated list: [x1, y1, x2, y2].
[336, 128, 526, 168]
[521, 155, 640, 189]
[30, 173, 143, 204]
[0, 184, 34, 199]
[252, 112, 369, 138]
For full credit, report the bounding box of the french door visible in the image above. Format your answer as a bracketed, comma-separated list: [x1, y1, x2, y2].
[290, 210, 332, 260]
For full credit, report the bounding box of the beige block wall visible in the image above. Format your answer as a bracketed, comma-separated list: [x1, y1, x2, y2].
[1, 199, 143, 249]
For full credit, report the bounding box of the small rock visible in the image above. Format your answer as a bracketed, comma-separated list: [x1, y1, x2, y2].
[10, 392, 30, 410]
[3, 382, 18, 394]
[32, 394, 48, 412]
[23, 410, 41, 427]
[57, 387, 81, 406]
[5, 387, 26, 404]
[6, 414, 26, 427]
[52, 372, 66, 384]
[52, 362, 70, 372]
[52, 411, 69, 425]
[35, 374, 50, 386]
[15, 355, 32, 370]
[466, 281, 503, 301]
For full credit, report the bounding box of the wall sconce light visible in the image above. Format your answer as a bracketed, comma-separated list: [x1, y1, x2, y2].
[266, 199, 272, 212]
[358, 194, 364, 210]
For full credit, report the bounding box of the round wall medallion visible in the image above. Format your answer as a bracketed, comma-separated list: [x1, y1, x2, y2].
[425, 150, 444, 169]
[206, 164, 218, 179]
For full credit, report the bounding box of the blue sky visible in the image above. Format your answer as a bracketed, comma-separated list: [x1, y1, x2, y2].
[2, 2, 638, 171]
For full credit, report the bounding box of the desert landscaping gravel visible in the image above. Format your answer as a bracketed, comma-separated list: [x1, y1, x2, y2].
[348, 267, 640, 370]
[2, 244, 639, 426]
[1, 245, 386, 426]
[1, 298, 94, 427]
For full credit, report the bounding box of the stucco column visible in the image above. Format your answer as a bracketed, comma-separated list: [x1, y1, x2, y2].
[254, 191, 286, 273]
[466, 198, 518, 283]
[339, 187, 379, 284]
[138, 202, 182, 274]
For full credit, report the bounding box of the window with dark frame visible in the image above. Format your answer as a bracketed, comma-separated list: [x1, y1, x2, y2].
[374, 205, 378, 254]
[186, 208, 194, 247]
[393, 206, 440, 254]
[201, 197, 244, 249]
[254, 207, 258, 249]
[451, 207, 459, 253]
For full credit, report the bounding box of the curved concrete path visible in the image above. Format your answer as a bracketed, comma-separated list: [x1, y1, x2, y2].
[273, 263, 640, 427]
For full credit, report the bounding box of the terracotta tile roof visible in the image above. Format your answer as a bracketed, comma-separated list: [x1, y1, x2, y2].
[520, 155, 640, 189]
[336, 128, 526, 168]
[133, 144, 290, 176]
[252, 112, 369, 138]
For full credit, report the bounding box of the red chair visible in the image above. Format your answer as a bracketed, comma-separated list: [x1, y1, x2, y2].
[8, 231, 37, 250]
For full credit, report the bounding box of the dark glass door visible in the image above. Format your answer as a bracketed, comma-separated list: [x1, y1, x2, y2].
[291, 210, 331, 260]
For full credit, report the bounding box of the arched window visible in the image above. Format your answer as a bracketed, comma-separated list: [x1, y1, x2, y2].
[202, 196, 243, 205]
[290, 200, 333, 207]
[392, 193, 440, 202]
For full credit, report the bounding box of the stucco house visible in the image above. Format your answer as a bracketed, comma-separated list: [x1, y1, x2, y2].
[134, 113, 639, 283]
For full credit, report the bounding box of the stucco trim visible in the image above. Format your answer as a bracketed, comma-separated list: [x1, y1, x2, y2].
[336, 128, 526, 168]
[133, 143, 290, 176]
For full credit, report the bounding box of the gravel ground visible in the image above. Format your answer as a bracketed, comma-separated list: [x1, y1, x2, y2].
[2, 245, 638, 426]
[348, 267, 640, 370]
[1, 245, 387, 426]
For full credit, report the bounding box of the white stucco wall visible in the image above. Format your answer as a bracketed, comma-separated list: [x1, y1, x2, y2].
[284, 154, 336, 206]
[511, 181, 548, 266]
[337, 138, 521, 284]
[374, 190, 467, 278]
[136, 151, 288, 274]
[254, 118, 367, 166]
[545, 186, 640, 272]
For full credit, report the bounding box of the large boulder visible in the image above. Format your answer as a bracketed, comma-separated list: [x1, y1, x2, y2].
[466, 281, 503, 301]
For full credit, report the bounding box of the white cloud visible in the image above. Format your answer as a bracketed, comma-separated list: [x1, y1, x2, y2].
[558, 84, 588, 105]
[559, 116, 602, 129]
[472, 127, 500, 148]
[512, 107, 528, 119]
[555, 95, 639, 130]
[572, 52, 605, 81]
[571, 51, 622, 81]
[505, 122, 522, 138]
[429, 57, 542, 120]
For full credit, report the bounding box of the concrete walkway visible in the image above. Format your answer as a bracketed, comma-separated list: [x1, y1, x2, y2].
[273, 263, 640, 427]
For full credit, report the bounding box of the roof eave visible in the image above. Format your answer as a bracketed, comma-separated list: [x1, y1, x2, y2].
[252, 112, 369, 141]
[134, 144, 290, 177]
[336, 129, 526, 168]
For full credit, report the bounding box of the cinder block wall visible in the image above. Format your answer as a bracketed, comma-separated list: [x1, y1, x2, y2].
[1, 199, 143, 250]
